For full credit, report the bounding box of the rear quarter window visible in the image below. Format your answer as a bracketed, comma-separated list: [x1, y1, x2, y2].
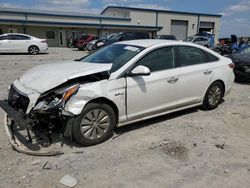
[204, 51, 219, 62]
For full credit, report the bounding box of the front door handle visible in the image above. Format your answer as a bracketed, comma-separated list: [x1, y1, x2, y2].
[167, 77, 179, 84]
[204, 70, 212, 75]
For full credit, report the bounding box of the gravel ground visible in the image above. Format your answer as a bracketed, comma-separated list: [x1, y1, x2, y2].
[0, 48, 250, 188]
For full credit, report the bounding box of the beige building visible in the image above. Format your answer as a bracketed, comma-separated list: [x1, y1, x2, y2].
[0, 6, 221, 47]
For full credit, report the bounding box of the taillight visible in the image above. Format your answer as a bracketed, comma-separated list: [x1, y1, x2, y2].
[228, 63, 235, 69]
[41, 40, 47, 43]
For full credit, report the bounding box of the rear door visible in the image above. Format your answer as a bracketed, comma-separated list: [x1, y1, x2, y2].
[11, 35, 31, 52]
[172, 45, 219, 105]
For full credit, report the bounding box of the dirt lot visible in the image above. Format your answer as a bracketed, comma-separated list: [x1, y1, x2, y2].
[0, 48, 250, 188]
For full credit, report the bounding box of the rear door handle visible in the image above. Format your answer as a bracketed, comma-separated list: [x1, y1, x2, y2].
[167, 77, 179, 84]
[204, 70, 212, 75]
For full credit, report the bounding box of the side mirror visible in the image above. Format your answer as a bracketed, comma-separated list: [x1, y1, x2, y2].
[129, 65, 151, 76]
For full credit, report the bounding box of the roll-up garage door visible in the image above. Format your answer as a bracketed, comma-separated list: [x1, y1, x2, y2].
[199, 22, 214, 29]
[171, 20, 188, 40]
[199, 22, 214, 33]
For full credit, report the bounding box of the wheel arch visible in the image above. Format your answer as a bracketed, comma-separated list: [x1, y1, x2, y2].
[210, 79, 225, 96]
[206, 79, 226, 98]
[28, 45, 40, 51]
[87, 97, 119, 124]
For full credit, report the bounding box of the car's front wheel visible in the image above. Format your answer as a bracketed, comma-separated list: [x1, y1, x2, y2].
[72, 103, 116, 146]
[202, 81, 224, 110]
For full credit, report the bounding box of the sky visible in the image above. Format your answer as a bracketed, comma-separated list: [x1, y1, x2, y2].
[0, 0, 250, 38]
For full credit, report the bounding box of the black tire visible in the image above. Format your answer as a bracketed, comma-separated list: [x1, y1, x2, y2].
[202, 81, 224, 110]
[72, 102, 116, 146]
[28, 45, 39, 55]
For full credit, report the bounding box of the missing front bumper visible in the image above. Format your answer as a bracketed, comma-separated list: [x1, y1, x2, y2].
[0, 100, 64, 156]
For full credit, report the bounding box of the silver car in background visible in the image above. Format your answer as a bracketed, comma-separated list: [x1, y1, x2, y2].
[0, 33, 48, 55]
[184, 36, 210, 48]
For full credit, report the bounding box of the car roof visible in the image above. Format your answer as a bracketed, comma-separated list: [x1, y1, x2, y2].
[0, 33, 32, 37]
[118, 39, 190, 48]
[193, 36, 208, 39]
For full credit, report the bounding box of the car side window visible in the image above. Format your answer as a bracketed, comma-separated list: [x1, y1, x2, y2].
[0, 36, 10, 40]
[136, 47, 174, 72]
[204, 51, 219, 62]
[200, 38, 208, 41]
[135, 33, 149, 39]
[175, 46, 207, 67]
[194, 38, 201, 42]
[241, 46, 250, 54]
[10, 35, 30, 40]
[122, 33, 134, 40]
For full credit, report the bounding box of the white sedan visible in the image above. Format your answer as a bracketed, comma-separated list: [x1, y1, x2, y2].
[0, 40, 234, 149]
[0, 33, 48, 55]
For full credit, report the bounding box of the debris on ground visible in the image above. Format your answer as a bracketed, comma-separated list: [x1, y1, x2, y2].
[31, 160, 41, 166]
[215, 144, 225, 149]
[59, 175, 78, 187]
[150, 140, 188, 161]
[42, 161, 52, 170]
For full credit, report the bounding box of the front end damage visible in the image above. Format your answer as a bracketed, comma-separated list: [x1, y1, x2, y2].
[0, 72, 109, 156]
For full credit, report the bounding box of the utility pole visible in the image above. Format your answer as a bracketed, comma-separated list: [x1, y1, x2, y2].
[123, 0, 127, 18]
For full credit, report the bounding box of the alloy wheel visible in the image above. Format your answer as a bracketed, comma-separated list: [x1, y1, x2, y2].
[208, 85, 222, 106]
[29, 46, 39, 55]
[80, 109, 110, 140]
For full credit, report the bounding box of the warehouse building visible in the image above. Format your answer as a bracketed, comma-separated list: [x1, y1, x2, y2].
[0, 6, 221, 47]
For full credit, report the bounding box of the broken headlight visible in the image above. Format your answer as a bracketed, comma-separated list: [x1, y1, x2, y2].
[33, 84, 79, 111]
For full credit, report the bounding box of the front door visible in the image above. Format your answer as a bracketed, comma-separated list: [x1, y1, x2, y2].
[0, 35, 13, 52]
[126, 47, 178, 121]
[58, 30, 66, 47]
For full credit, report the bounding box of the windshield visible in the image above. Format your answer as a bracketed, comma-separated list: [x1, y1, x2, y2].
[81, 44, 144, 72]
[184, 37, 194, 42]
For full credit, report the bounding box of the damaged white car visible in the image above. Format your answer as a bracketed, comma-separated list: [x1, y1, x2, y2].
[0, 40, 235, 153]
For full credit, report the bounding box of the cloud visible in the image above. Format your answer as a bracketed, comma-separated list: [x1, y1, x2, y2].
[128, 3, 171, 10]
[221, 0, 250, 16]
[220, 17, 250, 37]
[103, 0, 171, 10]
[0, 3, 25, 9]
[47, 0, 90, 5]
[0, 1, 100, 14]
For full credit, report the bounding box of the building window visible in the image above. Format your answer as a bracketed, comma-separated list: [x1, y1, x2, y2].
[192, 24, 195, 29]
[0, 29, 2, 35]
[46, 31, 55, 39]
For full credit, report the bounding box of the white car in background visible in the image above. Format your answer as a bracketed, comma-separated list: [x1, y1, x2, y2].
[0, 33, 48, 55]
[184, 36, 211, 48]
[0, 40, 235, 149]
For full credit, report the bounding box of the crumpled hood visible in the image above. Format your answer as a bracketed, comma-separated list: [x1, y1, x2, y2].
[19, 61, 112, 93]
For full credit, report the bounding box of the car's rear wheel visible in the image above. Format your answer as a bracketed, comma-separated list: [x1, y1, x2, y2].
[28, 45, 39, 55]
[202, 81, 224, 110]
[72, 103, 116, 146]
